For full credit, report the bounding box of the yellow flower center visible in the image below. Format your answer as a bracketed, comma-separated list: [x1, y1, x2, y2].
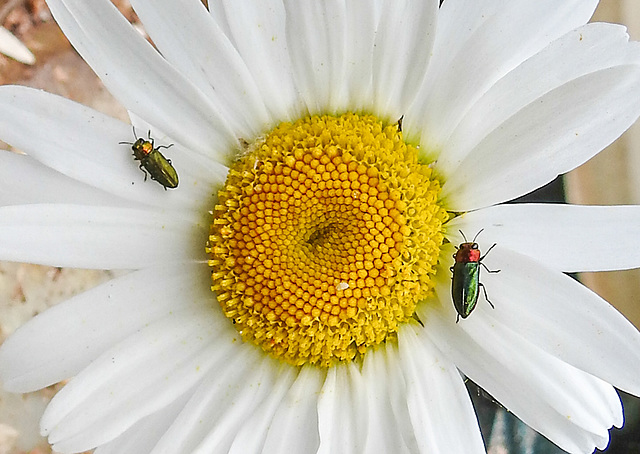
[207, 113, 448, 367]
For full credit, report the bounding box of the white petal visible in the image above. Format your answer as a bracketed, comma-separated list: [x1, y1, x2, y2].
[317, 365, 347, 453]
[397, 323, 485, 454]
[382, 341, 421, 452]
[149, 346, 264, 453]
[0, 263, 211, 392]
[440, 24, 640, 209]
[0, 151, 121, 207]
[218, 0, 306, 121]
[404, 0, 599, 147]
[360, 345, 412, 454]
[372, 0, 438, 120]
[446, 203, 640, 272]
[342, 0, 381, 111]
[0, 87, 140, 202]
[283, 0, 348, 114]
[0, 86, 225, 211]
[261, 365, 324, 453]
[46, 0, 237, 159]
[206, 1, 231, 40]
[187, 354, 282, 454]
[226, 364, 297, 454]
[42, 306, 238, 452]
[439, 23, 640, 176]
[0, 26, 35, 64]
[129, 0, 274, 139]
[422, 296, 621, 454]
[317, 362, 366, 454]
[448, 247, 640, 396]
[0, 204, 204, 269]
[93, 391, 192, 454]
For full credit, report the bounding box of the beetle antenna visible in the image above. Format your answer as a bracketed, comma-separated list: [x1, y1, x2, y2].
[481, 262, 501, 273]
[120, 125, 139, 145]
[459, 230, 468, 242]
[472, 228, 485, 243]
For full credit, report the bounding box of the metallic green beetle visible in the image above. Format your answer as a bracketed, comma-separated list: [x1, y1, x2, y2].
[120, 130, 179, 190]
[450, 230, 500, 322]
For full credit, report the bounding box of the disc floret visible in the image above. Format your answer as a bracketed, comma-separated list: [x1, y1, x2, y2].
[207, 113, 448, 367]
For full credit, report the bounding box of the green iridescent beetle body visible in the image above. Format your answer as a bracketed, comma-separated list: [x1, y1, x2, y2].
[121, 131, 178, 190]
[450, 230, 500, 322]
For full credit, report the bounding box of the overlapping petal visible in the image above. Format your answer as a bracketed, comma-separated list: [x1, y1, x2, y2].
[41, 305, 239, 452]
[261, 365, 324, 452]
[404, 0, 599, 147]
[94, 393, 193, 454]
[129, 0, 274, 139]
[398, 324, 486, 453]
[283, 0, 348, 114]
[226, 365, 298, 454]
[341, 1, 380, 112]
[447, 247, 640, 396]
[46, 0, 237, 159]
[317, 362, 366, 454]
[380, 342, 421, 451]
[371, 0, 438, 120]
[216, 0, 306, 121]
[440, 24, 640, 209]
[421, 280, 622, 453]
[0, 264, 212, 392]
[359, 344, 413, 453]
[149, 347, 268, 453]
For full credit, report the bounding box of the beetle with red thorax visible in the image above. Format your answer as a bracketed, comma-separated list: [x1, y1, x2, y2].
[450, 230, 500, 322]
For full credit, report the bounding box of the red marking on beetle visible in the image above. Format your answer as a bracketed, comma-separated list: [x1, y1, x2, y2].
[454, 244, 481, 263]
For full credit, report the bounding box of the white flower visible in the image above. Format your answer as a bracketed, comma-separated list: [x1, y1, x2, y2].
[1, 1, 640, 453]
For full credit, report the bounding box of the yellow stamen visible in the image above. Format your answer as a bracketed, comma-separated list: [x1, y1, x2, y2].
[208, 113, 448, 367]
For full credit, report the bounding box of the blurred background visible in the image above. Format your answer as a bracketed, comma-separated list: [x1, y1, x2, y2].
[0, 0, 639, 453]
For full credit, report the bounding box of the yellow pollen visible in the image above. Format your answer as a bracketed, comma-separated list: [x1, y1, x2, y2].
[208, 113, 448, 367]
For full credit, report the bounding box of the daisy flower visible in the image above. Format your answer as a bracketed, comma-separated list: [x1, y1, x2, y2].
[2, 0, 640, 453]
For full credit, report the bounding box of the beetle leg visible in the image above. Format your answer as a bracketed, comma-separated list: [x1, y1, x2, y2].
[479, 243, 497, 261]
[147, 173, 168, 191]
[138, 163, 148, 181]
[480, 262, 500, 273]
[479, 283, 495, 309]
